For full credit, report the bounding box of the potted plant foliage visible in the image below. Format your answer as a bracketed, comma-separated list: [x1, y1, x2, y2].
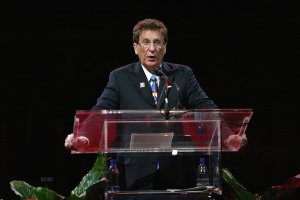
[10, 154, 300, 200]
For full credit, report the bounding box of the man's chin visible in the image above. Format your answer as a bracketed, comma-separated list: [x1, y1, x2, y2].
[145, 62, 159, 68]
[145, 66, 158, 73]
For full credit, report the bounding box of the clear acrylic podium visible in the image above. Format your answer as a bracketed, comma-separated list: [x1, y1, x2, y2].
[71, 109, 253, 200]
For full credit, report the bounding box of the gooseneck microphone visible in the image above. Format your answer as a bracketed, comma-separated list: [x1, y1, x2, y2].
[154, 67, 171, 120]
[154, 67, 168, 81]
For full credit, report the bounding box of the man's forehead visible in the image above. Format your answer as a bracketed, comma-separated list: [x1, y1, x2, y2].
[139, 30, 164, 39]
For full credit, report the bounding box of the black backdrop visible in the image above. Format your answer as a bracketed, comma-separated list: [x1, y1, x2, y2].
[1, 1, 300, 199]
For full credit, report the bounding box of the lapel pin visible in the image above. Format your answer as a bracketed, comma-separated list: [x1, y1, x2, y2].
[140, 82, 145, 88]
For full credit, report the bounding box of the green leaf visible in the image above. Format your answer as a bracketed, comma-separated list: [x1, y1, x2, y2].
[222, 168, 256, 200]
[10, 180, 64, 200]
[71, 153, 107, 197]
[10, 153, 107, 200]
[84, 180, 106, 200]
[64, 194, 84, 200]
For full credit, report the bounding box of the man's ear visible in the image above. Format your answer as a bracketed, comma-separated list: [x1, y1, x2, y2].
[164, 43, 167, 54]
[133, 43, 138, 54]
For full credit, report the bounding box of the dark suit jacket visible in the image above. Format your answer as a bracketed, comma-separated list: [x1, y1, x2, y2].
[92, 61, 218, 189]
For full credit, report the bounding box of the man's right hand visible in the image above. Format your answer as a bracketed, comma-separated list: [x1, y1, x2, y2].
[224, 134, 248, 151]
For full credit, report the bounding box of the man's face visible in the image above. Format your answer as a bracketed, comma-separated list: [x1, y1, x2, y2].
[133, 30, 167, 73]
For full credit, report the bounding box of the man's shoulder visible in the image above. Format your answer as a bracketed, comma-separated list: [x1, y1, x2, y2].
[163, 62, 192, 72]
[111, 62, 138, 74]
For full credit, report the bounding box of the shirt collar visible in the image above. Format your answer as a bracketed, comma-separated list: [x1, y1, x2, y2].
[141, 64, 161, 85]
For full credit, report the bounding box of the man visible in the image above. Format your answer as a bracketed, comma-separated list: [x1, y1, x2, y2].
[92, 18, 217, 110]
[65, 18, 245, 191]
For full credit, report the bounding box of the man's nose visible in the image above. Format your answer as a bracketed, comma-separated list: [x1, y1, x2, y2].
[148, 43, 156, 51]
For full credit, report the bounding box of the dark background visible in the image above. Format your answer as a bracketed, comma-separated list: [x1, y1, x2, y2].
[1, 0, 300, 199]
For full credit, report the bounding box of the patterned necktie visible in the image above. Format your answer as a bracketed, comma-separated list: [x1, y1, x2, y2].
[150, 75, 158, 104]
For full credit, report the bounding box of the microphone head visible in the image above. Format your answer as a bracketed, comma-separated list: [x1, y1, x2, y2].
[154, 67, 164, 76]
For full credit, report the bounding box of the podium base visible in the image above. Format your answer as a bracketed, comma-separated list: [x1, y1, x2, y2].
[106, 188, 222, 200]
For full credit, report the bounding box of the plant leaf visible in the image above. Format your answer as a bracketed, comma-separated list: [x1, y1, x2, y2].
[10, 180, 64, 200]
[222, 168, 256, 200]
[85, 180, 106, 200]
[64, 194, 84, 200]
[71, 153, 107, 197]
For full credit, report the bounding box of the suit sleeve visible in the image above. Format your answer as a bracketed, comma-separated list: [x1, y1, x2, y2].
[185, 67, 218, 109]
[92, 71, 120, 110]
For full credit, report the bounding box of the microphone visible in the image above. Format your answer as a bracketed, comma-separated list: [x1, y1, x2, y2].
[154, 67, 171, 119]
[154, 67, 168, 81]
[154, 67, 173, 87]
[154, 67, 181, 116]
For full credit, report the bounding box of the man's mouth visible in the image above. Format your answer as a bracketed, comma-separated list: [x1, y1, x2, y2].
[147, 56, 156, 60]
